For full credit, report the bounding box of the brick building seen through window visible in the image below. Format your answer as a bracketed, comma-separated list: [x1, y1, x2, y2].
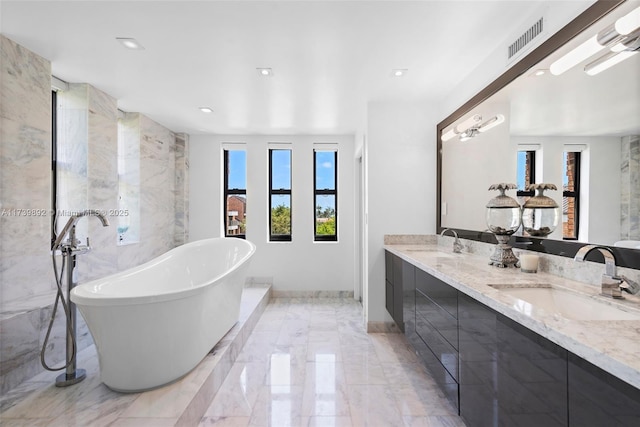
[226, 195, 246, 236]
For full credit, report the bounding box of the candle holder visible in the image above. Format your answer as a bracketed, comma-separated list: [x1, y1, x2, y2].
[521, 183, 560, 237]
[486, 183, 521, 268]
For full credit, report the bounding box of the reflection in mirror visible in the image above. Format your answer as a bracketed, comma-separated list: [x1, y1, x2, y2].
[440, 0, 640, 250]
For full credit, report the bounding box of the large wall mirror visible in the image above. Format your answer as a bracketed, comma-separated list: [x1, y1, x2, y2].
[437, 0, 640, 268]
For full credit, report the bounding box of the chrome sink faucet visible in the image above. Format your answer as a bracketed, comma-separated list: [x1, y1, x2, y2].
[441, 228, 463, 254]
[574, 245, 640, 298]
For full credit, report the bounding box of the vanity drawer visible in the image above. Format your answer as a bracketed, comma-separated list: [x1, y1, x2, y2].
[415, 290, 459, 381]
[409, 330, 459, 412]
[415, 288, 458, 350]
[416, 268, 458, 318]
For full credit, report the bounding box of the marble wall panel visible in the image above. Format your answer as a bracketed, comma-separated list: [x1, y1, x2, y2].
[0, 35, 52, 305]
[0, 309, 41, 395]
[174, 134, 189, 245]
[85, 85, 118, 281]
[620, 136, 640, 241]
[0, 35, 189, 394]
[0, 35, 51, 129]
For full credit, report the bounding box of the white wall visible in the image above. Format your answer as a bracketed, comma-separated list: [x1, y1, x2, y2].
[441, 101, 512, 231]
[190, 134, 356, 292]
[438, 1, 596, 122]
[365, 100, 438, 324]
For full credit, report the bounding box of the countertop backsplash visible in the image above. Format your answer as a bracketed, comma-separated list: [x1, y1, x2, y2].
[426, 234, 640, 289]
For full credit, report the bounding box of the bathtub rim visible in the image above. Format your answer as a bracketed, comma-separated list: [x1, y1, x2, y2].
[70, 237, 256, 307]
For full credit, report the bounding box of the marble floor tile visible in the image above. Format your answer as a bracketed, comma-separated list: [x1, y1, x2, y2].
[248, 385, 305, 426]
[199, 416, 251, 426]
[301, 362, 350, 417]
[4, 296, 466, 427]
[303, 416, 354, 427]
[203, 362, 269, 418]
[347, 383, 403, 426]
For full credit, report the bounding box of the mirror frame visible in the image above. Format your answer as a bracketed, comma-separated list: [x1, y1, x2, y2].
[436, 0, 640, 270]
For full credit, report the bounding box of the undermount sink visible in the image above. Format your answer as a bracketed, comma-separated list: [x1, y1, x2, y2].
[404, 249, 455, 257]
[488, 284, 640, 321]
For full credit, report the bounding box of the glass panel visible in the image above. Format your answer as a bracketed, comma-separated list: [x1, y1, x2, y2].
[271, 194, 291, 236]
[315, 195, 336, 236]
[117, 114, 140, 245]
[516, 151, 534, 191]
[227, 150, 246, 190]
[226, 194, 246, 236]
[563, 152, 577, 192]
[271, 149, 291, 190]
[563, 152, 578, 239]
[315, 151, 336, 190]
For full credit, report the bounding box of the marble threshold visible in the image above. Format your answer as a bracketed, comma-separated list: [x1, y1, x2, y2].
[0, 285, 271, 427]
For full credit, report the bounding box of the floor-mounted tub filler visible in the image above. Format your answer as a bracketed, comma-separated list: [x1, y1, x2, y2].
[70, 237, 256, 392]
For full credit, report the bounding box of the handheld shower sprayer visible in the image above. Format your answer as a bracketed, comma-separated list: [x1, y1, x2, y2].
[41, 209, 109, 387]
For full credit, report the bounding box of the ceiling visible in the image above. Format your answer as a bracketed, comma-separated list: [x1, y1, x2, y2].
[1, 0, 572, 135]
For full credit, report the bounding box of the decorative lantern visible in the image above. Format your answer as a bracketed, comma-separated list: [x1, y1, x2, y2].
[521, 183, 560, 237]
[486, 183, 520, 268]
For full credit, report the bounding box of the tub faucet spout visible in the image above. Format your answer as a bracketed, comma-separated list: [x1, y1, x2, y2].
[53, 210, 110, 250]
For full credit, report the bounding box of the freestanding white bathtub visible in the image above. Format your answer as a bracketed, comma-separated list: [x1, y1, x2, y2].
[70, 238, 256, 392]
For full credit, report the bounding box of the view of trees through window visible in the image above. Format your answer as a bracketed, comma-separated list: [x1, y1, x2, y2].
[269, 149, 292, 241]
[225, 146, 338, 242]
[314, 150, 337, 241]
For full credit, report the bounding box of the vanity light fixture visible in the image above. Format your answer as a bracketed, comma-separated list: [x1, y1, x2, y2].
[116, 37, 145, 50]
[477, 114, 505, 133]
[585, 50, 638, 75]
[392, 69, 408, 77]
[550, 6, 640, 76]
[199, 107, 214, 113]
[257, 68, 273, 77]
[442, 114, 505, 142]
[615, 5, 640, 35]
[584, 30, 640, 76]
[441, 114, 480, 141]
[549, 35, 603, 75]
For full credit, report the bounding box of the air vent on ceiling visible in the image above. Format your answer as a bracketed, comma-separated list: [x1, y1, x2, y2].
[508, 17, 544, 60]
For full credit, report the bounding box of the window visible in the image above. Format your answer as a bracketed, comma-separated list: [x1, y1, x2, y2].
[223, 149, 247, 238]
[516, 150, 536, 198]
[269, 148, 292, 241]
[314, 149, 337, 241]
[563, 151, 580, 239]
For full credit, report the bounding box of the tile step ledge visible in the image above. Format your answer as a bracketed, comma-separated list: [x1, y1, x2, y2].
[0, 285, 271, 426]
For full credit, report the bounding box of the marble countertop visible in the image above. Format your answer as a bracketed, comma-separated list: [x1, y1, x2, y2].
[384, 243, 640, 390]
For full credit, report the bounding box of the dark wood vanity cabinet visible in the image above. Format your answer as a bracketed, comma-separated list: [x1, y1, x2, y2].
[384, 251, 414, 333]
[459, 293, 568, 427]
[384, 252, 640, 426]
[568, 353, 640, 426]
[415, 268, 459, 410]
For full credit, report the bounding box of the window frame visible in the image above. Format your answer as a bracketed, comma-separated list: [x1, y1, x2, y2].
[313, 149, 338, 242]
[268, 148, 292, 242]
[516, 150, 536, 198]
[562, 151, 581, 240]
[223, 149, 247, 239]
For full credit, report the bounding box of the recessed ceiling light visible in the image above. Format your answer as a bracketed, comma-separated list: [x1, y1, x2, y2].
[199, 107, 214, 113]
[533, 69, 547, 76]
[257, 68, 273, 77]
[392, 69, 408, 77]
[116, 37, 145, 50]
